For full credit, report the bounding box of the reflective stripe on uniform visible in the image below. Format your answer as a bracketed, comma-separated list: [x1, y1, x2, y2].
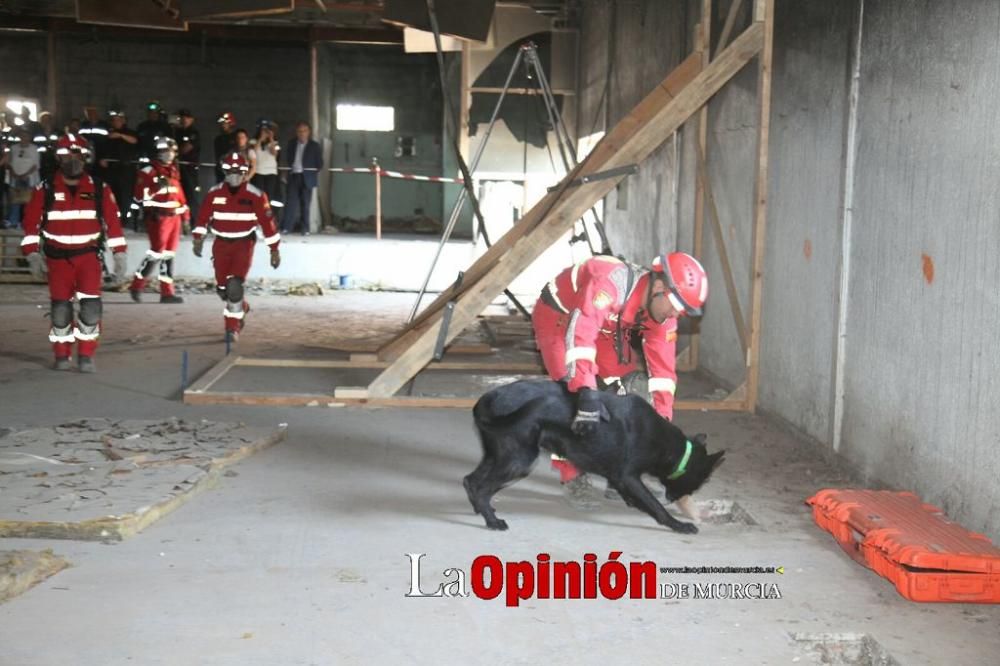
[570, 263, 581, 291]
[47, 210, 98, 221]
[223, 308, 246, 320]
[21, 234, 40, 246]
[213, 211, 258, 221]
[565, 346, 597, 364]
[42, 231, 101, 244]
[73, 327, 100, 341]
[212, 228, 256, 239]
[106, 237, 126, 248]
[648, 377, 677, 394]
[263, 233, 280, 245]
[143, 200, 181, 208]
[49, 330, 76, 343]
[75, 292, 100, 300]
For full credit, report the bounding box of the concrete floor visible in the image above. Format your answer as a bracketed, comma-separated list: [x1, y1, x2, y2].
[0, 286, 997, 665]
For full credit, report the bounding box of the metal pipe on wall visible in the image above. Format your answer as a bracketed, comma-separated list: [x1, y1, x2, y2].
[831, 0, 865, 453]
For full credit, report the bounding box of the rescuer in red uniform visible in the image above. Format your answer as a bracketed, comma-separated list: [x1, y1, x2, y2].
[20, 134, 128, 373]
[532, 252, 709, 507]
[129, 136, 188, 303]
[192, 152, 281, 341]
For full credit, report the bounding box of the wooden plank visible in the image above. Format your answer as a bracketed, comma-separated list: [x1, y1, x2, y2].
[716, 0, 746, 58]
[697, 141, 749, 355]
[366, 26, 765, 398]
[349, 353, 380, 363]
[746, 0, 774, 411]
[690, 4, 712, 373]
[184, 354, 240, 394]
[232, 357, 543, 373]
[76, 0, 188, 30]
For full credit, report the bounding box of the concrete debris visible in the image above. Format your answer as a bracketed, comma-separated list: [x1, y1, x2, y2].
[0, 419, 286, 541]
[0, 549, 70, 603]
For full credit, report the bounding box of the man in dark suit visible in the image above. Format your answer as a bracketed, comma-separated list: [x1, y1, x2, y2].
[283, 121, 323, 235]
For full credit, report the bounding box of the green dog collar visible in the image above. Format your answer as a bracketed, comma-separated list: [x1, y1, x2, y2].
[667, 440, 693, 480]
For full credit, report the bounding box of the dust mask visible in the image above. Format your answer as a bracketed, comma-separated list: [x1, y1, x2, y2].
[60, 156, 85, 178]
[225, 173, 244, 188]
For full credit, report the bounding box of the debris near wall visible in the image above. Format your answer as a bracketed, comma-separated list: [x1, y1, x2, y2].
[335, 214, 442, 235]
[0, 419, 286, 542]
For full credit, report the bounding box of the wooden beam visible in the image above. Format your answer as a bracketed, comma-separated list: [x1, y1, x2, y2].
[185, 390, 479, 408]
[716, 0, 746, 58]
[746, 0, 774, 411]
[697, 141, 749, 355]
[690, 3, 712, 373]
[384, 40, 718, 352]
[367, 25, 765, 398]
[184, 354, 240, 395]
[233, 357, 544, 373]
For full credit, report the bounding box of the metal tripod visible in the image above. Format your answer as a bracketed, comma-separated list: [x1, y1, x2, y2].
[407, 41, 611, 323]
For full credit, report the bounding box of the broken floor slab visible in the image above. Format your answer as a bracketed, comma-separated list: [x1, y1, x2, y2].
[0, 419, 286, 542]
[0, 549, 69, 603]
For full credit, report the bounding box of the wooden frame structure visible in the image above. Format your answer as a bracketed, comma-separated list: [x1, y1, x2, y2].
[185, 0, 774, 411]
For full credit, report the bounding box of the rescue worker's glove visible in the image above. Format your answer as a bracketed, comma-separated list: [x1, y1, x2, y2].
[26, 252, 47, 281]
[182, 220, 192, 236]
[113, 253, 129, 282]
[571, 388, 602, 437]
[270, 247, 281, 269]
[192, 237, 204, 257]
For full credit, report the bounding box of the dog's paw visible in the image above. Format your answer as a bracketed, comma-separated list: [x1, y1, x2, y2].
[672, 521, 699, 535]
[486, 519, 509, 531]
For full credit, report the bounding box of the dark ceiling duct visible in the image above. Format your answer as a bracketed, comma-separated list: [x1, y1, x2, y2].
[381, 0, 495, 42]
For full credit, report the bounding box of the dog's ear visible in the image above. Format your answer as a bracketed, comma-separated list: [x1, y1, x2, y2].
[709, 450, 725, 470]
[599, 403, 612, 422]
[692, 433, 708, 446]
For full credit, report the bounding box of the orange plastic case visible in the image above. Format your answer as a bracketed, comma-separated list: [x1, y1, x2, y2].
[806, 489, 1000, 603]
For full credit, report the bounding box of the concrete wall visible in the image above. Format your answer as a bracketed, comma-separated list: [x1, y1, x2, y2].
[577, 0, 694, 263]
[580, 0, 1000, 541]
[840, 0, 1000, 538]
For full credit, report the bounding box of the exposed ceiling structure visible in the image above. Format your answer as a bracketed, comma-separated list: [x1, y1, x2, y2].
[0, 1, 576, 33]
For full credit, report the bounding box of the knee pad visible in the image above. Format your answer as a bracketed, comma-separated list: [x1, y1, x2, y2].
[51, 300, 74, 329]
[215, 284, 227, 301]
[225, 276, 244, 303]
[78, 297, 103, 326]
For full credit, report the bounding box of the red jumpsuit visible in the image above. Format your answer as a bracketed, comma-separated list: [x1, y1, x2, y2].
[193, 181, 280, 334]
[21, 172, 127, 360]
[533, 255, 679, 482]
[129, 161, 188, 297]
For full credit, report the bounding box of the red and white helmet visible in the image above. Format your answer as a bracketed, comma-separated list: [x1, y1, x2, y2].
[220, 151, 248, 173]
[55, 133, 91, 156]
[217, 111, 236, 126]
[650, 252, 708, 317]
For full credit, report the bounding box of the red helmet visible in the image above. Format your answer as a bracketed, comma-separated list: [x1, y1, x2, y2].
[220, 151, 248, 173]
[55, 133, 91, 156]
[217, 111, 236, 125]
[650, 252, 708, 316]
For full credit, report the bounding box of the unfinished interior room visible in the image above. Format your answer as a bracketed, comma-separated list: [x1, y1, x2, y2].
[1, 0, 998, 663]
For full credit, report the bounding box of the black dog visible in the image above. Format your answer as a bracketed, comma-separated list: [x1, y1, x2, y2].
[464, 379, 724, 533]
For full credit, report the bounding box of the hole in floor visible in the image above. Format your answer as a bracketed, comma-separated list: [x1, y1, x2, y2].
[789, 632, 901, 666]
[686, 499, 759, 526]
